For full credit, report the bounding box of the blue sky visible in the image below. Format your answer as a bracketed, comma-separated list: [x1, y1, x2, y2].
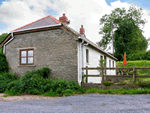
[106, 0, 150, 9]
[0, 0, 150, 51]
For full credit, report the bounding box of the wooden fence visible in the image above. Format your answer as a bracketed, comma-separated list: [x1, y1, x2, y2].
[82, 66, 150, 85]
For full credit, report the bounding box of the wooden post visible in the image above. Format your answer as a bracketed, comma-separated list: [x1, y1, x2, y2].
[81, 74, 84, 86]
[102, 67, 104, 83]
[86, 66, 88, 83]
[147, 67, 149, 76]
[133, 66, 136, 84]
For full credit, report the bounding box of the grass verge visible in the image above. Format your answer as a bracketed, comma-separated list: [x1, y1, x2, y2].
[85, 88, 150, 94]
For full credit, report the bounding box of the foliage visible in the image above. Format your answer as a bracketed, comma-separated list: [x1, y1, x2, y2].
[0, 33, 8, 44]
[138, 81, 150, 88]
[144, 50, 150, 60]
[22, 67, 51, 80]
[102, 81, 114, 86]
[4, 67, 84, 96]
[98, 4, 149, 61]
[0, 53, 9, 73]
[0, 47, 2, 54]
[98, 58, 106, 75]
[114, 23, 148, 61]
[3, 95, 7, 97]
[0, 73, 17, 93]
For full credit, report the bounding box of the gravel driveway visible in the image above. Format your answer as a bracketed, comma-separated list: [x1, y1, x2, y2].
[0, 94, 150, 113]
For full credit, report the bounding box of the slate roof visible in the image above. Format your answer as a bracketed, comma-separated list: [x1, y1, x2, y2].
[11, 15, 61, 32]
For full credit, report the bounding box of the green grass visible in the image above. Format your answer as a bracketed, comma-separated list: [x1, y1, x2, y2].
[117, 60, 150, 78]
[3, 95, 7, 97]
[85, 88, 150, 94]
[117, 60, 150, 68]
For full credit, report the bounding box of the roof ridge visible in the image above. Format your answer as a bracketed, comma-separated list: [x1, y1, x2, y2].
[11, 15, 60, 32]
[48, 15, 61, 24]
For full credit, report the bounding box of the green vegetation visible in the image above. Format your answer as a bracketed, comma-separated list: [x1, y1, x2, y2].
[0, 73, 18, 93]
[98, 4, 150, 61]
[4, 67, 85, 96]
[3, 95, 7, 97]
[86, 88, 150, 94]
[0, 33, 8, 44]
[117, 60, 150, 76]
[102, 81, 114, 86]
[0, 53, 9, 73]
[1, 60, 150, 96]
[117, 60, 150, 68]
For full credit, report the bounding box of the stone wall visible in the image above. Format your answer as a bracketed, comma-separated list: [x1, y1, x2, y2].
[5, 28, 78, 82]
[105, 76, 125, 82]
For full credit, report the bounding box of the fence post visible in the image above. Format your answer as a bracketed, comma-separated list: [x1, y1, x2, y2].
[81, 74, 84, 86]
[133, 66, 136, 84]
[86, 66, 88, 83]
[102, 67, 104, 83]
[147, 67, 149, 76]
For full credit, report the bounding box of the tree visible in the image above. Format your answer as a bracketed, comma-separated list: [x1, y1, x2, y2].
[114, 19, 148, 60]
[98, 4, 149, 60]
[0, 33, 8, 44]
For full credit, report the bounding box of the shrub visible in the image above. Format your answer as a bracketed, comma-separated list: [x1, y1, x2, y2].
[138, 81, 150, 88]
[22, 67, 51, 80]
[36, 67, 51, 78]
[5, 67, 83, 96]
[50, 79, 81, 95]
[0, 53, 9, 73]
[0, 73, 17, 93]
[102, 81, 114, 86]
[5, 80, 24, 95]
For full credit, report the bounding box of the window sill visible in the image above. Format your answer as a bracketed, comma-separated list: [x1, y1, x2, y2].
[18, 65, 36, 67]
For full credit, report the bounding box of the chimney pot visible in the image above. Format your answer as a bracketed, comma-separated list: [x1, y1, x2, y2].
[80, 25, 85, 36]
[59, 13, 69, 25]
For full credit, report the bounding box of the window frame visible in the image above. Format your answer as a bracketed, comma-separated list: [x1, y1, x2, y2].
[112, 61, 114, 68]
[86, 49, 89, 63]
[109, 60, 111, 68]
[20, 49, 34, 65]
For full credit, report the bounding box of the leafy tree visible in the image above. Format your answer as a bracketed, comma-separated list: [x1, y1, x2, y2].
[98, 4, 149, 61]
[0, 33, 8, 44]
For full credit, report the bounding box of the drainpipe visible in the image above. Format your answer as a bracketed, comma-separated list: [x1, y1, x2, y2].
[3, 32, 14, 54]
[81, 39, 89, 74]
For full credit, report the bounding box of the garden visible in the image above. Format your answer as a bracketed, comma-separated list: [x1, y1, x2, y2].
[1, 48, 150, 97]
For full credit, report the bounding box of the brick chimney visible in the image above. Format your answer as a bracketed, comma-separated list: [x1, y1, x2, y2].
[59, 13, 70, 25]
[80, 25, 85, 37]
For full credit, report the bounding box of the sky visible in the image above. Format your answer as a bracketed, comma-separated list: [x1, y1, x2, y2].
[0, 0, 150, 53]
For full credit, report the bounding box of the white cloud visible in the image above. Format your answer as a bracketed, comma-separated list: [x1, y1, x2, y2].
[0, 0, 150, 51]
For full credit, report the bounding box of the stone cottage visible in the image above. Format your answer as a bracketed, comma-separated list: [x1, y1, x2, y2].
[0, 14, 117, 85]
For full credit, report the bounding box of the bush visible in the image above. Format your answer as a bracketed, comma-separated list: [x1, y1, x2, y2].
[102, 81, 114, 86]
[4, 67, 83, 96]
[0, 73, 17, 93]
[22, 67, 51, 80]
[0, 53, 9, 73]
[51, 79, 81, 95]
[36, 67, 51, 78]
[138, 81, 150, 88]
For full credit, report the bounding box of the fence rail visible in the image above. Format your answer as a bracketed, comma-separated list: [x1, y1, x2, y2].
[81, 66, 150, 85]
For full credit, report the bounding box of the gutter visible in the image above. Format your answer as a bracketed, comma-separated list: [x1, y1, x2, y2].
[3, 32, 14, 54]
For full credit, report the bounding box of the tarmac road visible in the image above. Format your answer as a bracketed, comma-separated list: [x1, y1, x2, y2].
[0, 94, 150, 113]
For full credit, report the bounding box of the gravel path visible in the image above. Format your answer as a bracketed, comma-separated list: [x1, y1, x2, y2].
[0, 94, 150, 113]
